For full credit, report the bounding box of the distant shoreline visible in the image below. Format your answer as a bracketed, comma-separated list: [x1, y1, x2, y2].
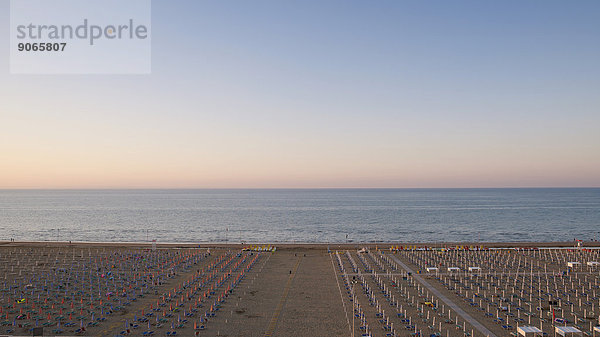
[2, 240, 599, 249]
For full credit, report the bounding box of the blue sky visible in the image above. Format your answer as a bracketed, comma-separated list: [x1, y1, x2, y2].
[1, 0, 599, 188]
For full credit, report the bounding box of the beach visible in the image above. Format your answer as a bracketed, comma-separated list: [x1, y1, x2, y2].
[4, 0, 598, 336]
[1, 241, 600, 336]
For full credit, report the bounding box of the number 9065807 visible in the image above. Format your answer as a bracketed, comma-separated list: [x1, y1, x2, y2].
[17, 42, 66, 51]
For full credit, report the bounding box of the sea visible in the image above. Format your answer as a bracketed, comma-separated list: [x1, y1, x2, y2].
[0, 188, 598, 243]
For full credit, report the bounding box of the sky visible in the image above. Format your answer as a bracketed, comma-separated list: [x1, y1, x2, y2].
[1, 0, 599, 188]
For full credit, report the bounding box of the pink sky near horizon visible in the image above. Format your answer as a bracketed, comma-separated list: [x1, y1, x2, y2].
[2, 120, 598, 189]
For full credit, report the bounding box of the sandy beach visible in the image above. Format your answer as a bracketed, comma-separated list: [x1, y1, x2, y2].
[1, 241, 599, 337]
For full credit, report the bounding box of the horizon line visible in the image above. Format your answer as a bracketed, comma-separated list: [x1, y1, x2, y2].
[1, 186, 599, 191]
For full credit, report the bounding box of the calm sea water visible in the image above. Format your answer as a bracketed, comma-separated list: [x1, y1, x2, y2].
[0, 189, 598, 243]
